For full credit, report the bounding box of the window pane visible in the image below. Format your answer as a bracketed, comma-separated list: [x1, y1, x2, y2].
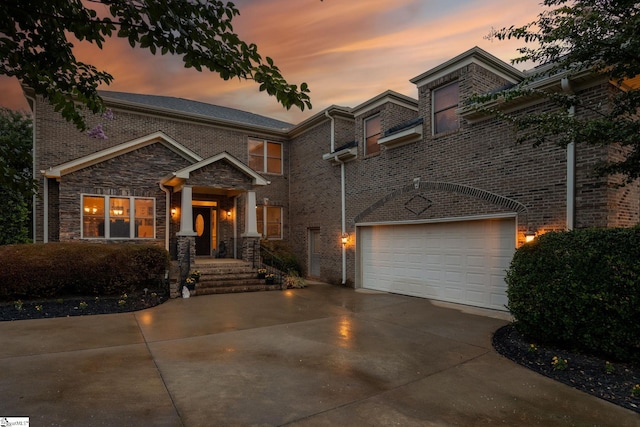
[435, 109, 458, 134]
[366, 135, 380, 155]
[110, 197, 130, 238]
[267, 157, 281, 174]
[266, 142, 282, 174]
[249, 155, 263, 171]
[135, 199, 154, 238]
[434, 82, 459, 111]
[266, 142, 281, 158]
[365, 115, 381, 137]
[83, 195, 105, 238]
[248, 139, 264, 171]
[266, 207, 282, 239]
[365, 115, 381, 155]
[248, 139, 264, 155]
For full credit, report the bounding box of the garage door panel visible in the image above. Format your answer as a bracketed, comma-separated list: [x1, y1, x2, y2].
[361, 219, 515, 310]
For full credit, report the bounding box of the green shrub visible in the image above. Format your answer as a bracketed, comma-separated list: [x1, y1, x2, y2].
[0, 243, 169, 300]
[506, 226, 640, 364]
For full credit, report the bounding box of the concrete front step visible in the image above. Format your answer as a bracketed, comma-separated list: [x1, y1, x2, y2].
[189, 260, 282, 295]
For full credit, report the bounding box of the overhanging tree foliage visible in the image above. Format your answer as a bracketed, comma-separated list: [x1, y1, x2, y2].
[0, 0, 312, 131]
[473, 0, 640, 183]
[0, 108, 33, 244]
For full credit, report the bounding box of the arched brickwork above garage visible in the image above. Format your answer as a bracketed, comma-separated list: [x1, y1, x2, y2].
[353, 180, 529, 225]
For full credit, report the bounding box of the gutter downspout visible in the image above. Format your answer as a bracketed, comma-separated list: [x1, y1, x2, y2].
[562, 77, 575, 230]
[42, 174, 48, 243]
[159, 182, 171, 251]
[327, 109, 347, 285]
[334, 156, 347, 285]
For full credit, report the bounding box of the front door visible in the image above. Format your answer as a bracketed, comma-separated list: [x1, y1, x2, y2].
[193, 207, 211, 256]
[309, 228, 320, 277]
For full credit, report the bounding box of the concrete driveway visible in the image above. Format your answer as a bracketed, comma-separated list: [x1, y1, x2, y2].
[0, 283, 638, 426]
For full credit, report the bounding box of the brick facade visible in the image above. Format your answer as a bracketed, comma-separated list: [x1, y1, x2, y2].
[30, 47, 639, 290]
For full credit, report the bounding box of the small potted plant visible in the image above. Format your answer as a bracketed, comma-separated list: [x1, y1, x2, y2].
[265, 273, 275, 284]
[257, 268, 267, 279]
[185, 276, 197, 291]
[189, 270, 201, 282]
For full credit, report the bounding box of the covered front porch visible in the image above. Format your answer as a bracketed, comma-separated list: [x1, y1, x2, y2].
[160, 152, 268, 267]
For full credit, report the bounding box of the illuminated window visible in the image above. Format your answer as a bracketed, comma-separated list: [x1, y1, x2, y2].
[249, 138, 282, 174]
[433, 81, 459, 134]
[82, 195, 155, 239]
[364, 115, 381, 155]
[256, 205, 282, 239]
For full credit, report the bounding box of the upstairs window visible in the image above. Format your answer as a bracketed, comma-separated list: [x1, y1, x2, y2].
[249, 138, 282, 174]
[364, 115, 381, 155]
[433, 81, 459, 134]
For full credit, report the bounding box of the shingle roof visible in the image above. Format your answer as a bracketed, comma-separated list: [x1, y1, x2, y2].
[99, 91, 293, 130]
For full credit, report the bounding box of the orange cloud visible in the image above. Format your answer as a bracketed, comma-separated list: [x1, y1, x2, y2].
[0, 0, 544, 122]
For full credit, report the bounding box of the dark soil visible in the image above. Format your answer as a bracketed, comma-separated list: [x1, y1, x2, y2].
[493, 324, 640, 414]
[0, 291, 167, 321]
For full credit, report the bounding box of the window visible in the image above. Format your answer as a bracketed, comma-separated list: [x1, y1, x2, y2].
[256, 205, 282, 239]
[364, 115, 381, 155]
[433, 81, 459, 134]
[248, 138, 282, 174]
[82, 195, 155, 239]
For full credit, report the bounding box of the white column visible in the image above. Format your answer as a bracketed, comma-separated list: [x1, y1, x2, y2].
[242, 190, 261, 237]
[177, 186, 197, 236]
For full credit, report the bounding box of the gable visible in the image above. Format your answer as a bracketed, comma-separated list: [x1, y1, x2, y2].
[43, 131, 201, 178]
[161, 152, 268, 188]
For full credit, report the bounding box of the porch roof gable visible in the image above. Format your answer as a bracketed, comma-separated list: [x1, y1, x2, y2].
[161, 151, 269, 187]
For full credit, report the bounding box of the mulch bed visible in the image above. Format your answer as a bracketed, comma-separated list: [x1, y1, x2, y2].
[493, 324, 640, 414]
[0, 292, 167, 321]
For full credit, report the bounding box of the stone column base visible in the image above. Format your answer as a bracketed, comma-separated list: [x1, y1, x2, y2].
[242, 236, 261, 264]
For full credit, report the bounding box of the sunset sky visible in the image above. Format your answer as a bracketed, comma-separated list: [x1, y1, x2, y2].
[0, 0, 545, 124]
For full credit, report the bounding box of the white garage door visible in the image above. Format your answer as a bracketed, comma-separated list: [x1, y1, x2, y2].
[360, 218, 515, 310]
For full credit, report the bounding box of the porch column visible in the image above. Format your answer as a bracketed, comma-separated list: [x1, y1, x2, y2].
[241, 190, 261, 263]
[177, 185, 196, 236]
[242, 190, 261, 238]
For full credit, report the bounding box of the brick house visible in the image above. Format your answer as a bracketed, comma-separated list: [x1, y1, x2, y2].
[27, 47, 639, 310]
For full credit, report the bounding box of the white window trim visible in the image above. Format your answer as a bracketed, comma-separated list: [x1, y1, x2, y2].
[432, 81, 459, 135]
[248, 138, 283, 175]
[81, 194, 156, 240]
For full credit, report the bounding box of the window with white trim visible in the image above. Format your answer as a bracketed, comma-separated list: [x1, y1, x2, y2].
[248, 138, 282, 174]
[364, 114, 381, 155]
[82, 195, 155, 239]
[433, 81, 459, 134]
[256, 205, 282, 239]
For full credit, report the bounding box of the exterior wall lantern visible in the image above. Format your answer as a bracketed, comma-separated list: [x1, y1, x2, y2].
[341, 233, 349, 246]
[524, 229, 537, 243]
[171, 207, 178, 217]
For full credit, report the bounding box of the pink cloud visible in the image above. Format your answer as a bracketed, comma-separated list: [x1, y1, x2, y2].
[1, 0, 545, 123]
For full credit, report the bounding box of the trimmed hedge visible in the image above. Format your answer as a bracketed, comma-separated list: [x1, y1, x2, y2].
[506, 226, 640, 364]
[0, 243, 170, 300]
